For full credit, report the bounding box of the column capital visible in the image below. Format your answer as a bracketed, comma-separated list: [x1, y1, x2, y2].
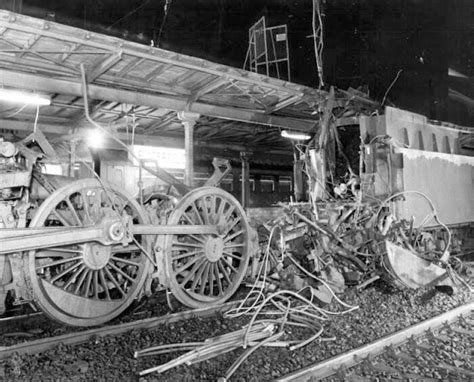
[177, 111, 200, 125]
[240, 151, 253, 160]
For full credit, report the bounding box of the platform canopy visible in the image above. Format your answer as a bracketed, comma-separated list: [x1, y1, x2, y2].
[0, 11, 377, 164]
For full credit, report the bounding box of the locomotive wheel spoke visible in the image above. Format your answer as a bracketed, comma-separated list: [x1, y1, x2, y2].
[187, 234, 206, 244]
[28, 179, 150, 327]
[209, 195, 217, 218]
[35, 256, 82, 270]
[222, 217, 242, 237]
[224, 229, 245, 243]
[99, 269, 111, 301]
[179, 257, 206, 286]
[182, 211, 196, 225]
[208, 263, 215, 296]
[214, 264, 223, 295]
[110, 255, 141, 267]
[53, 209, 73, 227]
[221, 258, 238, 274]
[200, 199, 211, 225]
[224, 243, 245, 249]
[74, 269, 90, 295]
[164, 187, 251, 308]
[222, 250, 243, 261]
[50, 261, 82, 283]
[79, 193, 91, 222]
[191, 202, 205, 225]
[65, 198, 82, 225]
[35, 250, 76, 258]
[63, 265, 85, 290]
[104, 266, 126, 298]
[107, 262, 136, 283]
[174, 255, 202, 275]
[199, 263, 211, 294]
[93, 270, 99, 299]
[190, 260, 209, 291]
[179, 214, 207, 243]
[218, 260, 232, 285]
[83, 270, 93, 297]
[223, 206, 236, 223]
[172, 241, 203, 249]
[171, 249, 204, 261]
[216, 199, 227, 217]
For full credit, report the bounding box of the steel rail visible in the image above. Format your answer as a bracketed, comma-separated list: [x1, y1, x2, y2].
[0, 299, 242, 360]
[276, 302, 473, 382]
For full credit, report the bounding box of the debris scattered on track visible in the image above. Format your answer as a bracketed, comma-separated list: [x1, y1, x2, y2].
[0, 284, 471, 381]
[136, 321, 278, 377]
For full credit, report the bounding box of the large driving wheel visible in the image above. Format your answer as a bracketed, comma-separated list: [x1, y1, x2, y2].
[164, 187, 251, 308]
[26, 178, 150, 327]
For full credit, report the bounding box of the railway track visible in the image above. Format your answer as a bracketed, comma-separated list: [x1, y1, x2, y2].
[0, 299, 241, 360]
[0, 285, 471, 380]
[278, 302, 473, 381]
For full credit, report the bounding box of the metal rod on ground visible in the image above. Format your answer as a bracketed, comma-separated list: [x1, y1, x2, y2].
[138, 322, 275, 376]
[223, 332, 284, 381]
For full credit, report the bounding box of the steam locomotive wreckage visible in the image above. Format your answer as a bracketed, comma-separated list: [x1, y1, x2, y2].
[0, 11, 472, 328]
[1, 128, 257, 326]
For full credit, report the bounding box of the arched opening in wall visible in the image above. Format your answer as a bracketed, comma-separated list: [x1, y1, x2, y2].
[417, 131, 424, 150]
[443, 136, 451, 153]
[432, 133, 438, 152]
[401, 128, 410, 147]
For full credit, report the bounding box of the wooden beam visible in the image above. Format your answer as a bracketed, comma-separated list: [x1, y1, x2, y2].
[0, 119, 70, 135]
[265, 94, 301, 113]
[0, 118, 292, 157]
[187, 77, 229, 106]
[0, 68, 317, 132]
[88, 51, 123, 81]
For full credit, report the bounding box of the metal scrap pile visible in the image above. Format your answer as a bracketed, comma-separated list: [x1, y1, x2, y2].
[250, 200, 381, 298]
[134, 190, 472, 379]
[251, 192, 471, 299]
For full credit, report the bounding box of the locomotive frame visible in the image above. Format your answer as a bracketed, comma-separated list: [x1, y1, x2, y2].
[0, 132, 256, 326]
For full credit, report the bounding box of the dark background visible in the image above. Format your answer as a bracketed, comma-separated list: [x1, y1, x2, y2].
[4, 0, 474, 126]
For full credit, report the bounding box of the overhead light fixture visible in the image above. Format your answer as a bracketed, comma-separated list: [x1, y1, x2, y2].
[0, 89, 51, 106]
[448, 68, 468, 79]
[87, 129, 105, 149]
[281, 130, 311, 140]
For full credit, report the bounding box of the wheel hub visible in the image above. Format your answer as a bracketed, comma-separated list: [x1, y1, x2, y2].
[82, 243, 111, 270]
[204, 237, 224, 262]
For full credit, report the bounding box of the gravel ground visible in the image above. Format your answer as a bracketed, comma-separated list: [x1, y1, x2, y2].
[0, 292, 181, 348]
[0, 281, 471, 381]
[346, 311, 473, 381]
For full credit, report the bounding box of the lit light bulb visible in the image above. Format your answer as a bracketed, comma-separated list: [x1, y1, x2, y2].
[0, 89, 51, 105]
[87, 129, 104, 148]
[281, 130, 311, 140]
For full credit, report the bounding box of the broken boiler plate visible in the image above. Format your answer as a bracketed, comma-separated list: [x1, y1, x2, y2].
[382, 240, 452, 289]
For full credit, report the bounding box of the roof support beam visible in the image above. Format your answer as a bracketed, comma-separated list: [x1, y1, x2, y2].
[0, 119, 71, 135]
[87, 51, 123, 81]
[187, 77, 229, 107]
[0, 118, 292, 156]
[265, 94, 301, 113]
[0, 68, 317, 132]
